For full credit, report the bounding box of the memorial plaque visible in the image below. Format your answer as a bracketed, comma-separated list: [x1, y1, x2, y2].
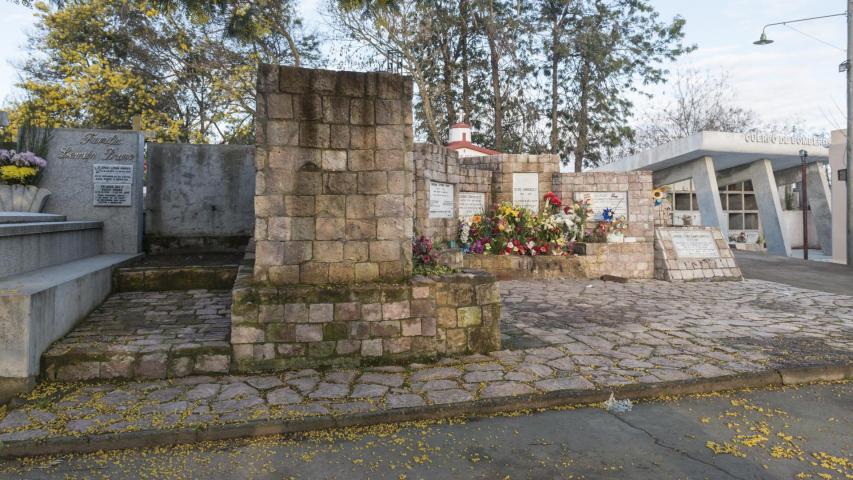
[93, 164, 133, 184]
[458, 192, 485, 218]
[512, 173, 539, 211]
[428, 181, 454, 219]
[94, 184, 132, 206]
[574, 191, 628, 220]
[41, 128, 144, 253]
[670, 230, 720, 258]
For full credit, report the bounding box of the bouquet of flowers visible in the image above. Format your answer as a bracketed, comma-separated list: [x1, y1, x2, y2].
[459, 192, 586, 256]
[0, 150, 47, 185]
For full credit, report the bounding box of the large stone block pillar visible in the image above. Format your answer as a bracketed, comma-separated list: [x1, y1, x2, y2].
[253, 65, 415, 285]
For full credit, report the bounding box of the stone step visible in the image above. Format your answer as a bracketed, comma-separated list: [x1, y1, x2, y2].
[41, 290, 233, 382]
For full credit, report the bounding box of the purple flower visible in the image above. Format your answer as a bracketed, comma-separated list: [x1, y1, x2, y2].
[11, 151, 47, 168]
[0, 149, 10, 163]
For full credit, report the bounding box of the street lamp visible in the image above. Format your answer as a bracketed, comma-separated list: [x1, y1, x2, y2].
[754, 7, 853, 267]
[800, 149, 809, 260]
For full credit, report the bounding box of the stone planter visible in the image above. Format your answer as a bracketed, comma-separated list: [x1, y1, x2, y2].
[0, 184, 51, 212]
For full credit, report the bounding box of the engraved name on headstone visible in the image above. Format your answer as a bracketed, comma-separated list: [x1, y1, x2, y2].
[670, 230, 720, 258]
[458, 192, 485, 218]
[428, 181, 454, 219]
[93, 164, 134, 184]
[512, 173, 539, 211]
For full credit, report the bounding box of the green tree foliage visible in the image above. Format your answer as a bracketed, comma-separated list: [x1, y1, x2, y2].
[4, 0, 319, 143]
[330, 0, 692, 169]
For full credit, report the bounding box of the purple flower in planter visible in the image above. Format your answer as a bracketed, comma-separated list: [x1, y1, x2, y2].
[12, 151, 47, 168]
[0, 149, 11, 163]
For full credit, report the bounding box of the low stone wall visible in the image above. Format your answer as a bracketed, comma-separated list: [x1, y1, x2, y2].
[113, 266, 238, 292]
[230, 258, 501, 371]
[462, 242, 654, 280]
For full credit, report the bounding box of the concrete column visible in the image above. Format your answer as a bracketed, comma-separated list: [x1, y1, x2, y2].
[691, 157, 728, 239]
[805, 163, 833, 255]
[829, 129, 847, 263]
[749, 159, 791, 256]
[653, 156, 727, 238]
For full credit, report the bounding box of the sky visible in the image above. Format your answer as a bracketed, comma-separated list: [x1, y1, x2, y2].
[0, 0, 848, 133]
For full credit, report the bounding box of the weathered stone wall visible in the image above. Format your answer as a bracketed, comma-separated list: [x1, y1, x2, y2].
[461, 154, 559, 212]
[253, 65, 415, 285]
[463, 241, 654, 280]
[654, 226, 742, 281]
[231, 257, 500, 371]
[555, 171, 655, 243]
[145, 144, 255, 253]
[413, 143, 492, 244]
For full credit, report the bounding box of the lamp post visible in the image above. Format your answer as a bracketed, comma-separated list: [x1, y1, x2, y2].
[800, 149, 809, 260]
[754, 5, 853, 267]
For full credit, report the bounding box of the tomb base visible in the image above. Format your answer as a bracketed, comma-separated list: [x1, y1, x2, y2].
[230, 256, 501, 372]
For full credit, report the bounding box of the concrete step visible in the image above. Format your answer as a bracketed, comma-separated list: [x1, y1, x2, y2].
[0, 220, 103, 278]
[0, 254, 139, 399]
[41, 290, 232, 382]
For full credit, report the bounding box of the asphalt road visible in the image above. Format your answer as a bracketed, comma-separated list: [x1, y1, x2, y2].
[735, 251, 853, 295]
[1, 382, 849, 480]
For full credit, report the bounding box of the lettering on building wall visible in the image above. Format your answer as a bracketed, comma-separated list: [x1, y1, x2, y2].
[743, 133, 828, 147]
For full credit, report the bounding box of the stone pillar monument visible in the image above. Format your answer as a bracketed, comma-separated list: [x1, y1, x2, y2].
[253, 65, 414, 285]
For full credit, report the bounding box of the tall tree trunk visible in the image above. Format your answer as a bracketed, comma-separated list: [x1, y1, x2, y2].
[484, 0, 503, 150]
[282, 29, 302, 67]
[574, 58, 590, 172]
[440, 38, 456, 128]
[459, 0, 471, 123]
[549, 18, 559, 155]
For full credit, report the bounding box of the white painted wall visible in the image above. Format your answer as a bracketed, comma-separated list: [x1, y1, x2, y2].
[829, 129, 847, 263]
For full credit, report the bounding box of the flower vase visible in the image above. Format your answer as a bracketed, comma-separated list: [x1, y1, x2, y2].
[0, 184, 52, 212]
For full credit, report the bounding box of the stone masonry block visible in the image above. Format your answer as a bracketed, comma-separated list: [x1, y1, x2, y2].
[322, 96, 350, 124]
[309, 303, 334, 323]
[358, 172, 388, 194]
[299, 123, 330, 148]
[370, 240, 401, 262]
[321, 150, 347, 171]
[313, 241, 344, 262]
[348, 150, 375, 171]
[294, 324, 323, 342]
[300, 263, 329, 284]
[267, 93, 293, 119]
[259, 304, 285, 323]
[284, 303, 309, 323]
[346, 196, 375, 218]
[456, 306, 482, 327]
[324, 173, 358, 195]
[328, 263, 355, 283]
[232, 326, 265, 344]
[361, 338, 383, 356]
[350, 98, 375, 125]
[355, 262, 379, 281]
[316, 217, 346, 240]
[316, 195, 346, 217]
[401, 318, 422, 336]
[279, 66, 310, 93]
[372, 321, 401, 337]
[382, 301, 410, 320]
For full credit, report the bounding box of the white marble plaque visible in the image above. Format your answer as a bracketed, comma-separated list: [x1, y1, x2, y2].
[512, 173, 539, 211]
[93, 164, 134, 183]
[428, 181, 454, 219]
[670, 230, 720, 258]
[574, 191, 628, 220]
[94, 183, 132, 207]
[458, 192, 485, 218]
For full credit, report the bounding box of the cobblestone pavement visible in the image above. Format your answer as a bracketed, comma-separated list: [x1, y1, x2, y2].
[41, 290, 232, 381]
[2, 279, 851, 444]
